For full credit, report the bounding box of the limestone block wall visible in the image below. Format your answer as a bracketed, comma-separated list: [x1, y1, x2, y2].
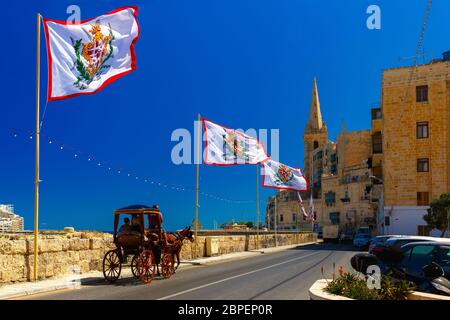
[0, 231, 316, 285]
[382, 61, 450, 206]
[0, 232, 114, 284]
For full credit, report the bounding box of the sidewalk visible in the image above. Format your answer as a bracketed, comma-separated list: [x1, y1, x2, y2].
[0, 241, 318, 300]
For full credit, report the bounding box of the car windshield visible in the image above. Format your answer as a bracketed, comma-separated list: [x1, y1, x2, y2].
[356, 234, 370, 239]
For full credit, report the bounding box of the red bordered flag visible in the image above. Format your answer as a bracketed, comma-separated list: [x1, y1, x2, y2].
[43, 6, 140, 101]
[261, 159, 308, 192]
[202, 118, 269, 165]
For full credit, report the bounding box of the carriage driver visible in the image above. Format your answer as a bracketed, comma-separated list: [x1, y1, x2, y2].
[149, 204, 167, 245]
[130, 215, 142, 234]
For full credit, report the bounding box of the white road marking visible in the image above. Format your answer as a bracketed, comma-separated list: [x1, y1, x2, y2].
[157, 251, 322, 300]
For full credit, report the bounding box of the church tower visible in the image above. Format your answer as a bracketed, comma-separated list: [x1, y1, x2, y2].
[303, 78, 328, 197]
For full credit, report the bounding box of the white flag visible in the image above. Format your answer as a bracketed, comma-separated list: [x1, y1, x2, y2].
[43, 6, 140, 101]
[298, 193, 308, 218]
[262, 159, 308, 192]
[202, 118, 269, 165]
[301, 206, 308, 218]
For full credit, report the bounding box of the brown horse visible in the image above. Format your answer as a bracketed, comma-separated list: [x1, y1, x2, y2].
[152, 226, 194, 276]
[164, 226, 195, 272]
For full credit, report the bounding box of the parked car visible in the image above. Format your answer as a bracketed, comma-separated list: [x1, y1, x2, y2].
[368, 235, 404, 254]
[357, 227, 372, 236]
[339, 230, 354, 243]
[353, 233, 371, 249]
[395, 242, 450, 281]
[372, 236, 448, 261]
[351, 241, 450, 295]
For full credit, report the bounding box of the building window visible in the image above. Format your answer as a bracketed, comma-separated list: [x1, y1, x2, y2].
[325, 191, 336, 206]
[330, 153, 337, 162]
[292, 213, 296, 222]
[330, 164, 337, 174]
[279, 214, 284, 222]
[417, 158, 429, 172]
[372, 132, 382, 154]
[329, 212, 340, 225]
[416, 85, 428, 103]
[313, 141, 319, 150]
[417, 122, 429, 139]
[417, 192, 429, 206]
[371, 108, 382, 120]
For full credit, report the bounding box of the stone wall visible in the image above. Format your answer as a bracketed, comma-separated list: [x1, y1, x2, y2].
[0, 231, 316, 285]
[382, 60, 450, 206]
[0, 231, 114, 284]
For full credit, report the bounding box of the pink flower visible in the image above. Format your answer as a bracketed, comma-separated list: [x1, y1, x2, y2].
[338, 266, 345, 275]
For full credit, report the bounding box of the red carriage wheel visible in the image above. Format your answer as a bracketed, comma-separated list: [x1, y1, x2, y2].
[138, 249, 156, 284]
[161, 254, 175, 279]
[102, 249, 122, 283]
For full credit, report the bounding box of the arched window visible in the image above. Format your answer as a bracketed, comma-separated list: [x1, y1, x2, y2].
[313, 141, 319, 149]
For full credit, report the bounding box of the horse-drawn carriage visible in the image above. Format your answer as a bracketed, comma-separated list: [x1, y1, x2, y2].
[102, 204, 194, 284]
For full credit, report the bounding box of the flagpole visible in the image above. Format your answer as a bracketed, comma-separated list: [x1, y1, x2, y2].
[194, 114, 201, 258]
[274, 193, 278, 247]
[256, 164, 260, 249]
[33, 13, 42, 282]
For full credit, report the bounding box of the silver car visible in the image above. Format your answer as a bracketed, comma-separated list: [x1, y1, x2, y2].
[368, 235, 404, 253]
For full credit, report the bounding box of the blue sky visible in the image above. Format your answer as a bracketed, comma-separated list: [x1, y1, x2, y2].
[1, 0, 449, 231]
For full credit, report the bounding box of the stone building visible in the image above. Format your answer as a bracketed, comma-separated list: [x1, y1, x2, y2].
[0, 204, 24, 233]
[266, 78, 379, 233]
[266, 191, 309, 231]
[377, 52, 450, 235]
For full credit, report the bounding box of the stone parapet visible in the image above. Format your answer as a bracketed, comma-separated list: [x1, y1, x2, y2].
[0, 231, 316, 285]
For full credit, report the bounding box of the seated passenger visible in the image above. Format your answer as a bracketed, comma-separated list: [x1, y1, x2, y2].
[118, 217, 131, 235]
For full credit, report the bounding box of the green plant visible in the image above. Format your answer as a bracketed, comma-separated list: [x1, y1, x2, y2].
[380, 276, 415, 300]
[324, 266, 414, 300]
[423, 192, 450, 237]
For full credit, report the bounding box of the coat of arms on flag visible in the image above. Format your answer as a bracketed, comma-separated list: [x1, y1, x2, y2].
[262, 159, 308, 192]
[202, 118, 269, 165]
[43, 6, 140, 101]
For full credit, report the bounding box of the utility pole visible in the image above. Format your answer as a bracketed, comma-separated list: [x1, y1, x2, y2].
[274, 194, 278, 247]
[194, 114, 201, 258]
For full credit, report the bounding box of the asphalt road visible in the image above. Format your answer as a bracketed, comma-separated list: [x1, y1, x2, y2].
[21, 243, 360, 300]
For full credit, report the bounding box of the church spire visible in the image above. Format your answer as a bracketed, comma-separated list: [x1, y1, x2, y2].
[305, 77, 326, 133]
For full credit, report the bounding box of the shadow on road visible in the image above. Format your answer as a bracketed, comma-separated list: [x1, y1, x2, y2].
[80, 274, 170, 287]
[289, 243, 364, 253]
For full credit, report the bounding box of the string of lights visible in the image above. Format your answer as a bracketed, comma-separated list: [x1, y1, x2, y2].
[10, 129, 260, 205]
